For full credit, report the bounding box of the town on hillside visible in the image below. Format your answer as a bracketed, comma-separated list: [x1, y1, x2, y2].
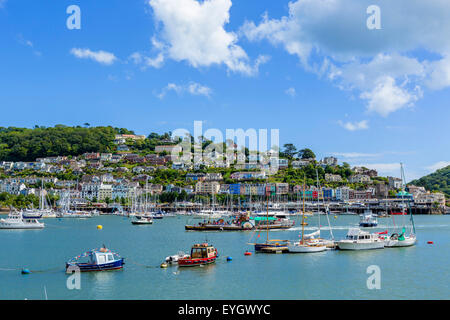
[0, 133, 446, 214]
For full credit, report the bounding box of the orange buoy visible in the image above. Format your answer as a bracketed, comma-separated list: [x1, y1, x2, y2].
[244, 251, 252, 256]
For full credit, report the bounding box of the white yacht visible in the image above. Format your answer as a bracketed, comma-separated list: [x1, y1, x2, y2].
[0, 210, 45, 229]
[337, 228, 385, 250]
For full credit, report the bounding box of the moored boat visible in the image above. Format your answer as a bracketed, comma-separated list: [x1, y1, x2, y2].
[359, 209, 378, 227]
[337, 228, 385, 250]
[178, 243, 218, 267]
[131, 215, 153, 225]
[0, 209, 45, 230]
[65, 246, 124, 272]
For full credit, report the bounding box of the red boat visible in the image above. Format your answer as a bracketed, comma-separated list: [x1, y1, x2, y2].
[391, 211, 407, 215]
[178, 243, 218, 267]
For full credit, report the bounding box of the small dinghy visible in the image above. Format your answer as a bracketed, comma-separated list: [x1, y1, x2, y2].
[65, 246, 124, 272]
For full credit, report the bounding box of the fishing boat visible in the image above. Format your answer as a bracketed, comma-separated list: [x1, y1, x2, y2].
[359, 209, 378, 227]
[0, 209, 45, 229]
[288, 176, 327, 253]
[65, 246, 124, 272]
[131, 215, 153, 225]
[177, 243, 218, 267]
[337, 228, 385, 250]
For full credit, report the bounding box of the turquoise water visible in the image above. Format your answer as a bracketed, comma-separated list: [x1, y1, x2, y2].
[0, 214, 448, 300]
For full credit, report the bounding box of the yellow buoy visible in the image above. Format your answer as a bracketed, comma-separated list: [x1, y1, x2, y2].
[97, 225, 103, 230]
[334, 216, 337, 219]
[160, 263, 168, 268]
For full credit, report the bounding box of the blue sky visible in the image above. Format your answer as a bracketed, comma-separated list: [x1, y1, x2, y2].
[0, 0, 449, 181]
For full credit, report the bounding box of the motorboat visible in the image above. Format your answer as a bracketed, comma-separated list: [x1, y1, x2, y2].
[65, 246, 124, 272]
[0, 209, 45, 229]
[337, 228, 385, 250]
[359, 209, 378, 227]
[178, 243, 218, 267]
[131, 215, 153, 225]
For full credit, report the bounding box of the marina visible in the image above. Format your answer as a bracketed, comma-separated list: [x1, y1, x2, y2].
[0, 214, 448, 299]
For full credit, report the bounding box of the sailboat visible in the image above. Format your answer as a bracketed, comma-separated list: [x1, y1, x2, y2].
[288, 175, 327, 253]
[249, 191, 289, 253]
[23, 181, 56, 218]
[384, 163, 416, 248]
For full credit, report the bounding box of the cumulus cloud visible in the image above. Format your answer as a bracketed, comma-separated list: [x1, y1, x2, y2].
[157, 82, 212, 99]
[241, 0, 450, 116]
[338, 120, 369, 131]
[147, 0, 268, 75]
[70, 48, 117, 65]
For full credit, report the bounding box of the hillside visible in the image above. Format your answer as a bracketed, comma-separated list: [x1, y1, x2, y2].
[410, 165, 450, 197]
[0, 125, 120, 162]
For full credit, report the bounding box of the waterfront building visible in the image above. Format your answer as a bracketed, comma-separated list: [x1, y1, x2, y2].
[195, 181, 220, 195]
[229, 184, 242, 195]
[276, 183, 289, 195]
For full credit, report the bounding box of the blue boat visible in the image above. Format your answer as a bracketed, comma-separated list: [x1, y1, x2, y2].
[65, 246, 124, 272]
[359, 209, 378, 228]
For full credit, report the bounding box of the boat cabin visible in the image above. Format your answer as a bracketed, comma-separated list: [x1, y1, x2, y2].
[345, 228, 376, 241]
[190, 243, 216, 259]
[89, 249, 116, 265]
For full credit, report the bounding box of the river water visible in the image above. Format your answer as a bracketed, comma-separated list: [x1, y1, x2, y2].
[0, 214, 448, 300]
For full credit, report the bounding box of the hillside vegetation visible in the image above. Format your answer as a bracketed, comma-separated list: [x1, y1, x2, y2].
[0, 125, 120, 161]
[410, 165, 450, 197]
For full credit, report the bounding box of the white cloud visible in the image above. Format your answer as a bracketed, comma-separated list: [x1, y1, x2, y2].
[338, 120, 369, 131]
[147, 0, 267, 75]
[241, 0, 450, 116]
[285, 87, 296, 97]
[70, 48, 117, 65]
[426, 161, 450, 172]
[360, 76, 420, 117]
[157, 82, 212, 99]
[353, 163, 401, 176]
[331, 152, 380, 158]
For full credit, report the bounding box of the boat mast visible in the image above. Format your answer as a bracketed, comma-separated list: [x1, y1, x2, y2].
[401, 163, 416, 234]
[301, 175, 306, 244]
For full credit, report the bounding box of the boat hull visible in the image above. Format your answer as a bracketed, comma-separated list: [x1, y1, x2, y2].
[178, 256, 217, 267]
[254, 243, 289, 253]
[288, 244, 327, 253]
[66, 258, 124, 272]
[337, 241, 385, 250]
[359, 223, 378, 227]
[385, 237, 416, 247]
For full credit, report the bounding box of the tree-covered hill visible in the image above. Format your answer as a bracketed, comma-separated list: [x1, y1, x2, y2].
[0, 125, 120, 161]
[409, 165, 450, 197]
